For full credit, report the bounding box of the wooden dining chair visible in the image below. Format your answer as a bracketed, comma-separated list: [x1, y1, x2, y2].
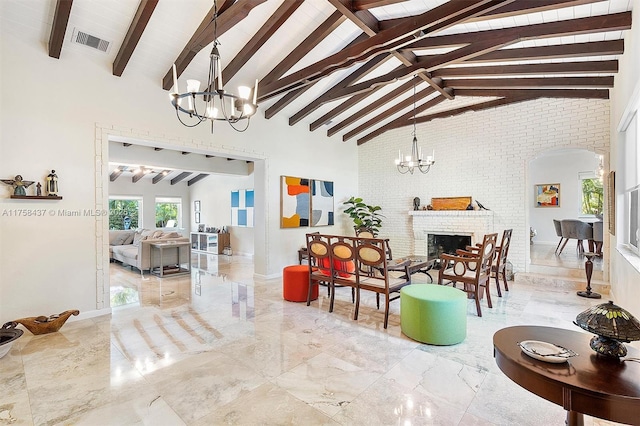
[465, 229, 512, 297]
[438, 233, 498, 317]
[328, 236, 359, 317]
[355, 238, 411, 329]
[305, 233, 332, 306]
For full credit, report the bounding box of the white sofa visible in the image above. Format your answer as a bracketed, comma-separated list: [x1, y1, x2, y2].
[109, 229, 189, 272]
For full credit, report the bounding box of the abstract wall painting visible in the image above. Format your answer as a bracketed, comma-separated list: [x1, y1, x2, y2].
[535, 183, 560, 207]
[311, 179, 334, 226]
[281, 176, 310, 228]
[231, 189, 254, 227]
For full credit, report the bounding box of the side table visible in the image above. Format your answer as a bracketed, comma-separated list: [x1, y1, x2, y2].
[150, 242, 191, 277]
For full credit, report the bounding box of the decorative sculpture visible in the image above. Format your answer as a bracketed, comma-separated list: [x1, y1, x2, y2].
[1, 175, 35, 196]
[10, 309, 79, 335]
[413, 197, 420, 211]
[46, 170, 59, 196]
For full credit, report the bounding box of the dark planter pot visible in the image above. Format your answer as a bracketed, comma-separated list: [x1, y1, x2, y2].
[0, 322, 23, 359]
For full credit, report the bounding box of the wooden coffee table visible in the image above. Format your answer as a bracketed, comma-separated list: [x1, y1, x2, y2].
[493, 325, 640, 425]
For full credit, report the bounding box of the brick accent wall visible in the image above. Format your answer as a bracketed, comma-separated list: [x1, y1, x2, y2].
[357, 98, 610, 272]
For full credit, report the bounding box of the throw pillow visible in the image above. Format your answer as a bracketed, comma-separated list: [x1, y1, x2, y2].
[334, 259, 355, 278]
[110, 233, 128, 246]
[123, 232, 135, 245]
[318, 257, 332, 276]
[152, 230, 164, 239]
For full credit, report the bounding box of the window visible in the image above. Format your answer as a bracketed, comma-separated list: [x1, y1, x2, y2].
[109, 197, 142, 230]
[624, 112, 639, 252]
[155, 197, 181, 228]
[579, 171, 603, 216]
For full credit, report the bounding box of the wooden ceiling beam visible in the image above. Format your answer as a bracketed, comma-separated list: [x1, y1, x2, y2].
[109, 168, 123, 182]
[407, 12, 631, 50]
[113, 0, 158, 77]
[222, 0, 303, 85]
[264, 32, 369, 119]
[356, 95, 448, 145]
[454, 88, 610, 99]
[352, 0, 409, 10]
[152, 171, 170, 184]
[324, 78, 416, 135]
[330, 37, 514, 101]
[343, 86, 436, 141]
[289, 53, 391, 126]
[162, 0, 266, 91]
[260, 11, 346, 86]
[187, 174, 209, 186]
[445, 76, 614, 89]
[258, 0, 513, 101]
[48, 0, 73, 59]
[132, 171, 147, 183]
[379, 0, 603, 31]
[432, 61, 619, 78]
[170, 172, 192, 185]
[310, 87, 385, 132]
[467, 40, 624, 63]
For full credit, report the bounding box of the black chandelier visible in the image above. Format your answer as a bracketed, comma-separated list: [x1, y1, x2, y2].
[170, 0, 258, 133]
[395, 78, 435, 174]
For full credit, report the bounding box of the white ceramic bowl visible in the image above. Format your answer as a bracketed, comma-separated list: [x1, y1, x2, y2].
[0, 323, 23, 359]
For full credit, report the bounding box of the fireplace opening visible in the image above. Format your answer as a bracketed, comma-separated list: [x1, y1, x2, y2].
[427, 234, 472, 261]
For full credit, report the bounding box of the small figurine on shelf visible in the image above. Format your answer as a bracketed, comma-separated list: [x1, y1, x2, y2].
[1, 175, 35, 196]
[46, 170, 58, 196]
[36, 182, 42, 196]
[413, 197, 420, 211]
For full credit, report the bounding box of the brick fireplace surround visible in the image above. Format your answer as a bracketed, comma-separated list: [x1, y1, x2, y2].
[409, 210, 495, 257]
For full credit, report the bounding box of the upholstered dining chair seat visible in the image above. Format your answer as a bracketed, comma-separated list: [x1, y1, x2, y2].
[359, 276, 407, 287]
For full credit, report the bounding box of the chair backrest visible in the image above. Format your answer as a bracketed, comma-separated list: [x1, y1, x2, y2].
[306, 233, 331, 275]
[560, 219, 593, 239]
[330, 236, 357, 279]
[553, 219, 562, 237]
[356, 228, 374, 238]
[497, 229, 513, 267]
[593, 221, 604, 242]
[477, 233, 498, 280]
[354, 238, 388, 285]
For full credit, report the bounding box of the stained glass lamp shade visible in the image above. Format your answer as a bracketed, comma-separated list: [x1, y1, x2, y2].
[574, 301, 640, 358]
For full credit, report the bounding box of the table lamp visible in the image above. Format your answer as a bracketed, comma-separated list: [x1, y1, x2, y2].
[574, 301, 640, 358]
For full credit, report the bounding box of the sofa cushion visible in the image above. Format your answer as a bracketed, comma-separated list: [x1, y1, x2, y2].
[122, 232, 135, 245]
[133, 229, 154, 246]
[112, 245, 138, 261]
[109, 230, 135, 246]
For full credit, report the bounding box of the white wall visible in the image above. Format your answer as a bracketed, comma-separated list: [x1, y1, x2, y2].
[189, 173, 255, 256]
[358, 97, 609, 273]
[609, 3, 640, 317]
[0, 26, 357, 321]
[529, 150, 601, 244]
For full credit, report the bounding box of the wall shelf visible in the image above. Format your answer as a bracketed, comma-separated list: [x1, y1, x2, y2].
[10, 195, 63, 200]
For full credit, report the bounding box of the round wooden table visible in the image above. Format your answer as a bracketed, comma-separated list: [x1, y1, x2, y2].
[493, 326, 640, 426]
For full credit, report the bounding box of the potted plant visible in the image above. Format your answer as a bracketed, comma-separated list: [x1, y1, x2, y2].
[343, 196, 384, 236]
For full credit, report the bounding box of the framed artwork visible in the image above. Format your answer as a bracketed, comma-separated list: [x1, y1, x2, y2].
[194, 200, 201, 211]
[310, 179, 334, 226]
[280, 176, 310, 228]
[608, 171, 615, 235]
[231, 189, 254, 227]
[195, 212, 201, 223]
[535, 183, 560, 207]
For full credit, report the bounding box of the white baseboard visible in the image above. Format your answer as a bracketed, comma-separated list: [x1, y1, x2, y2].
[67, 308, 112, 322]
[253, 272, 281, 280]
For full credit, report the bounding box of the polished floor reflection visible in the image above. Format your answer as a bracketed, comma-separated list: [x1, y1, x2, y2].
[2, 252, 630, 425]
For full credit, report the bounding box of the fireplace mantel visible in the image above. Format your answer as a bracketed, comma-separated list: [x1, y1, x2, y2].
[409, 210, 494, 217]
[409, 210, 495, 256]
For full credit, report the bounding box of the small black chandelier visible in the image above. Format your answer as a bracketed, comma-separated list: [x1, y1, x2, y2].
[395, 78, 435, 174]
[170, 0, 258, 133]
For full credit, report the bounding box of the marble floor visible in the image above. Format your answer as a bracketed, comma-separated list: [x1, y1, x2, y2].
[529, 242, 604, 271]
[1, 253, 633, 425]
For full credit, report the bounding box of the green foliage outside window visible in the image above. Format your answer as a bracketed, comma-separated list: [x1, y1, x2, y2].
[156, 202, 178, 227]
[109, 199, 140, 230]
[581, 178, 603, 215]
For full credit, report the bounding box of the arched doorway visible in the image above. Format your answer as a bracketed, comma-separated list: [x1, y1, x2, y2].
[526, 148, 607, 281]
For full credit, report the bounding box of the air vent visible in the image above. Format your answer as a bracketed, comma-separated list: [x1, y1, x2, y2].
[71, 28, 111, 53]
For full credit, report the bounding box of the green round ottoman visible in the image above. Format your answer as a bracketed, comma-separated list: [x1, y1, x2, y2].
[400, 284, 467, 345]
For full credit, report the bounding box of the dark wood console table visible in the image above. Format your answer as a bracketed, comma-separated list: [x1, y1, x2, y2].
[493, 326, 640, 425]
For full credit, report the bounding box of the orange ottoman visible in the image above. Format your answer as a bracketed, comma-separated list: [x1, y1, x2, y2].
[283, 265, 318, 302]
